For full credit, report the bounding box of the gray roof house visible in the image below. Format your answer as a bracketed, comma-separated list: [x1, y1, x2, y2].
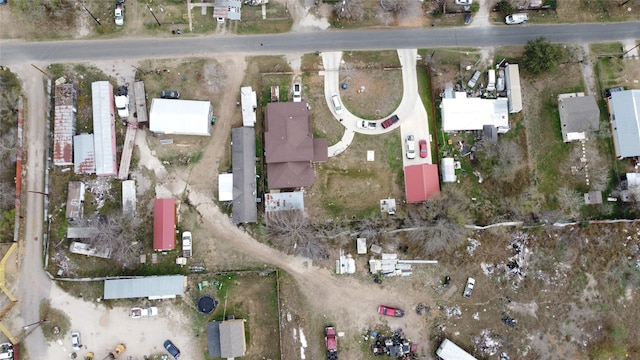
[232, 127, 258, 224]
[207, 319, 247, 359]
[608, 89, 640, 159]
[558, 93, 600, 142]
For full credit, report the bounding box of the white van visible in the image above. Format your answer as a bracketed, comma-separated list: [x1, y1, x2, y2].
[331, 93, 343, 115]
[486, 69, 496, 92]
[505, 13, 528, 25]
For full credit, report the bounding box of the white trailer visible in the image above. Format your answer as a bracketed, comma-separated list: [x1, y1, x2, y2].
[436, 339, 477, 360]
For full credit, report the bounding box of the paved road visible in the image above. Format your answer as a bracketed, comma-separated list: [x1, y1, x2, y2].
[1, 23, 640, 64]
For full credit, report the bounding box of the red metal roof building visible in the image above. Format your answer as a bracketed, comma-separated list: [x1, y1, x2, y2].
[153, 198, 176, 251]
[404, 164, 441, 203]
[53, 84, 76, 166]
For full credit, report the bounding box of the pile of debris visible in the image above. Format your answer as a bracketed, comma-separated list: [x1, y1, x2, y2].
[370, 329, 417, 359]
[369, 253, 413, 277]
[472, 329, 503, 356]
[444, 306, 462, 319]
[481, 231, 531, 288]
[466, 238, 481, 256]
[86, 177, 113, 210]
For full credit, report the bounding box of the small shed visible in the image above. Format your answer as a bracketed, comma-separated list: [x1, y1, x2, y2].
[584, 191, 603, 205]
[208, 319, 247, 358]
[218, 173, 233, 202]
[441, 158, 457, 183]
[150, 99, 213, 136]
[356, 238, 367, 255]
[153, 198, 176, 251]
[66, 182, 85, 223]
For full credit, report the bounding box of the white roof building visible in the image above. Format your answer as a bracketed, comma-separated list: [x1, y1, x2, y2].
[91, 81, 118, 176]
[218, 173, 233, 202]
[441, 93, 509, 133]
[241, 86, 257, 127]
[505, 64, 523, 113]
[441, 157, 457, 183]
[150, 99, 213, 136]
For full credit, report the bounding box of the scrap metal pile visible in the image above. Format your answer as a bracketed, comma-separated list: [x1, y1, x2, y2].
[481, 231, 531, 288]
[369, 329, 417, 359]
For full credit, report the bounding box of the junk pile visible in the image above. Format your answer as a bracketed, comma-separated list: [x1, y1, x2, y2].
[369, 253, 412, 277]
[467, 238, 481, 256]
[481, 231, 531, 288]
[472, 329, 503, 356]
[369, 329, 417, 359]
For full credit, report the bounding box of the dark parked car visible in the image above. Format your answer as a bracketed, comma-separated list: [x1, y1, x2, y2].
[464, 13, 472, 25]
[164, 340, 181, 359]
[604, 86, 624, 98]
[161, 90, 180, 99]
[381, 114, 399, 129]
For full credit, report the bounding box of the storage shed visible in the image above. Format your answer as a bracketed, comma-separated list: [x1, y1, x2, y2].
[149, 99, 213, 136]
[153, 198, 176, 251]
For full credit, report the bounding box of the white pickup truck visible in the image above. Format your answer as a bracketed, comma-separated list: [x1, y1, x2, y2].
[182, 231, 193, 258]
[463, 277, 475, 298]
[129, 307, 158, 318]
[114, 84, 129, 119]
[356, 120, 377, 129]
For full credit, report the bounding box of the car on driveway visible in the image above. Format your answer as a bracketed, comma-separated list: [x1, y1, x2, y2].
[114, 0, 124, 26]
[419, 139, 428, 158]
[378, 305, 404, 317]
[467, 70, 481, 88]
[293, 82, 302, 102]
[71, 331, 81, 351]
[357, 120, 377, 129]
[161, 90, 180, 99]
[464, 13, 472, 25]
[381, 114, 399, 129]
[164, 340, 181, 359]
[405, 135, 416, 159]
[331, 93, 343, 115]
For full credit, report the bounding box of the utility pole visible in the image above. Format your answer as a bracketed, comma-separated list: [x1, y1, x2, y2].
[147, 4, 161, 26]
[83, 5, 101, 26]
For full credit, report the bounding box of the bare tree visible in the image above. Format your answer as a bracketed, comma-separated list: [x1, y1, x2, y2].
[334, 0, 365, 21]
[83, 213, 142, 267]
[380, 0, 406, 13]
[266, 210, 327, 260]
[0, 127, 17, 165]
[555, 186, 583, 221]
[476, 139, 525, 183]
[0, 182, 14, 210]
[405, 186, 471, 256]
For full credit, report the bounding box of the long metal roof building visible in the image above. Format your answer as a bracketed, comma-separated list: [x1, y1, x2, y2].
[103, 275, 186, 300]
[91, 81, 118, 176]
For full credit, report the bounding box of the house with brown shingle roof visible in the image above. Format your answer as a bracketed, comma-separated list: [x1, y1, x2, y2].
[264, 102, 327, 190]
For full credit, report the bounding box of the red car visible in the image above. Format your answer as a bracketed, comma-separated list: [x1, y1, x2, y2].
[378, 305, 405, 317]
[381, 114, 399, 129]
[419, 140, 428, 158]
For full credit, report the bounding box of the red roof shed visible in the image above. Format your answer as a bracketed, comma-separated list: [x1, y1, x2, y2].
[404, 164, 441, 203]
[154, 198, 176, 251]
